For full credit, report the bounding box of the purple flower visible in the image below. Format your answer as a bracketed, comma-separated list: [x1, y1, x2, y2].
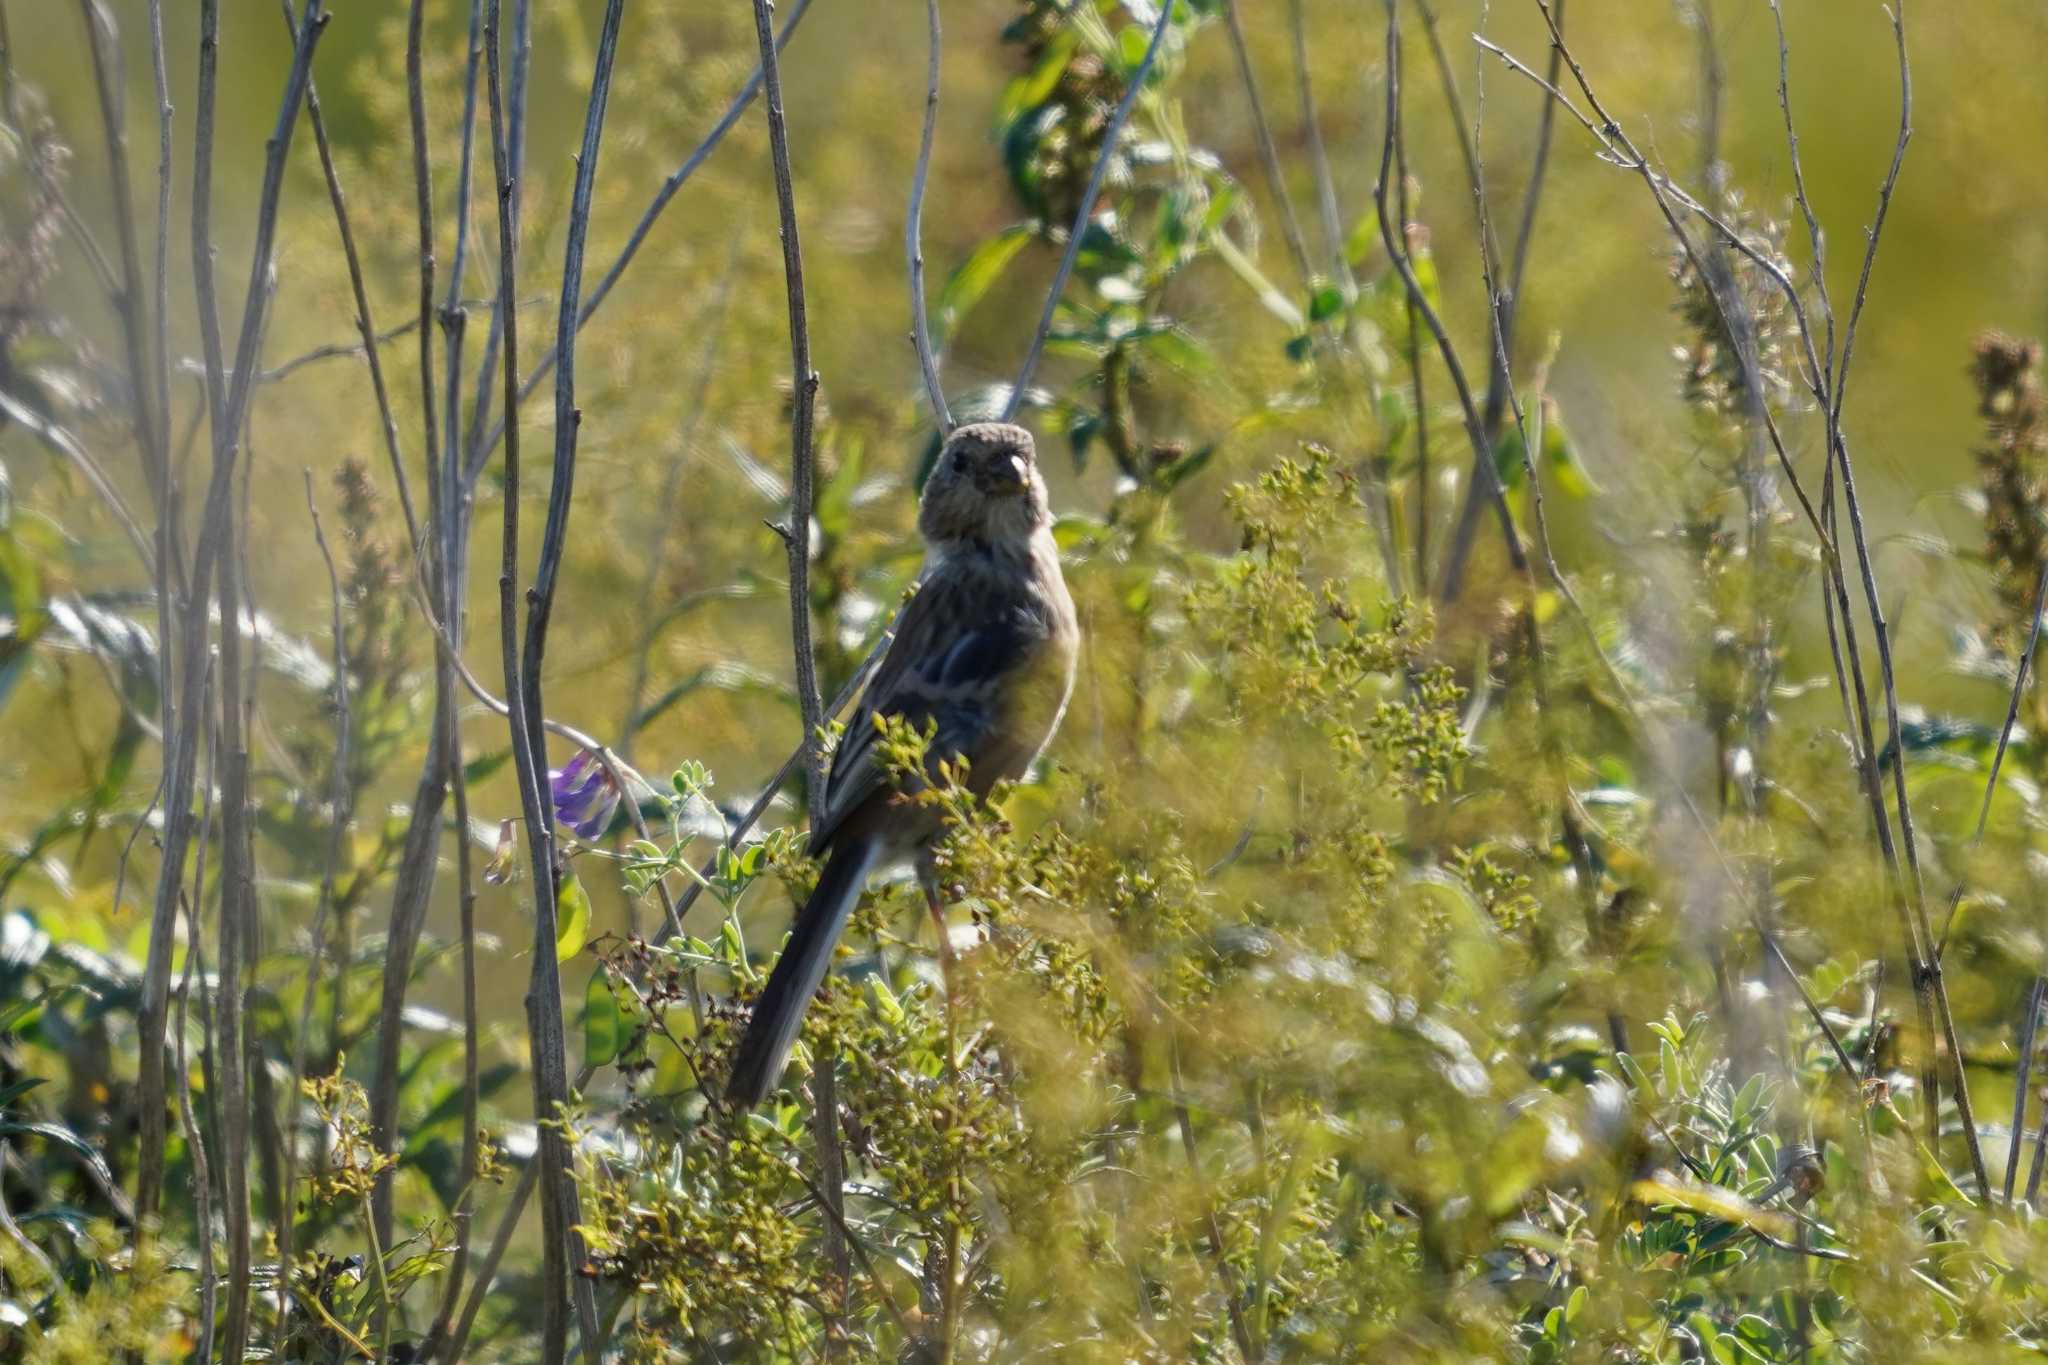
[550, 749, 622, 840]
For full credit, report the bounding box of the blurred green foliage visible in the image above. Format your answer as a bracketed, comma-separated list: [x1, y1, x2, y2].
[5, 0, 2048, 1360]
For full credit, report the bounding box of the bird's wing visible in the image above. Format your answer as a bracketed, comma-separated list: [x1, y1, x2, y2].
[810, 567, 1033, 852]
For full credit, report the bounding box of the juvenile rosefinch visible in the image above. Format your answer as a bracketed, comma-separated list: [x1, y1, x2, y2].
[726, 422, 1078, 1107]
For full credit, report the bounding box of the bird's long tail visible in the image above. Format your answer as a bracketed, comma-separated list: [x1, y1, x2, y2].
[725, 837, 880, 1107]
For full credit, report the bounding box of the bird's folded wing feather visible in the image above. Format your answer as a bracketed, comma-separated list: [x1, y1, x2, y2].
[810, 567, 1035, 851]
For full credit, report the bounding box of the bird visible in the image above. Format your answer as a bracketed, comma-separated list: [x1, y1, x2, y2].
[725, 422, 1079, 1108]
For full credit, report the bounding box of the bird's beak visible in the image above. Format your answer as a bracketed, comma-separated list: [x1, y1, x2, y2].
[992, 454, 1030, 495]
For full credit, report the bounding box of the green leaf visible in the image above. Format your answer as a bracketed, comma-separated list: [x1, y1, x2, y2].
[402, 1063, 521, 1158]
[1135, 325, 1220, 380]
[1493, 422, 1530, 491]
[583, 969, 625, 1070]
[1734, 1314, 1777, 1345]
[1344, 209, 1385, 267]
[1408, 246, 1445, 315]
[1068, 412, 1103, 469]
[0, 520, 49, 717]
[937, 224, 1035, 346]
[462, 748, 512, 786]
[813, 435, 866, 542]
[1614, 1050, 1652, 1095]
[1539, 396, 1598, 498]
[995, 27, 1078, 128]
[1308, 285, 1345, 323]
[0, 1119, 114, 1190]
[0, 1076, 47, 1109]
[1212, 232, 1304, 328]
[1161, 444, 1217, 490]
[1116, 22, 1150, 73]
[1732, 1072, 1765, 1124]
[555, 873, 592, 962]
[1493, 396, 1597, 499]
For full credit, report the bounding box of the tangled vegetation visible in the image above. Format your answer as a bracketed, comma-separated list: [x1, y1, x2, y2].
[4, 0, 2048, 1360]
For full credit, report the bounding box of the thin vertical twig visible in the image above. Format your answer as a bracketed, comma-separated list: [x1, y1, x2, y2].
[1288, 0, 1350, 286]
[1826, 3, 1909, 440]
[1222, 0, 1315, 289]
[1232, 0, 1399, 589]
[1417, 0, 1556, 601]
[2027, 1020, 2048, 1203]
[1775, 0, 1865, 872]
[177, 882, 218, 1362]
[438, 0, 486, 630]
[908, 0, 951, 432]
[137, 0, 171, 338]
[77, 0, 167, 1225]
[283, 0, 417, 550]
[812, 1054, 851, 1358]
[370, 0, 459, 1253]
[2005, 977, 2044, 1204]
[513, 0, 627, 1353]
[1503, 0, 1564, 345]
[1937, 555, 2048, 956]
[485, 0, 550, 1344]
[1417, 0, 1526, 603]
[460, 0, 531, 480]
[210, 317, 257, 1365]
[1005, 2, 1174, 420]
[404, 0, 444, 858]
[442, 1066, 595, 1364]
[145, 0, 181, 737]
[435, 717, 484, 1337]
[1412, 0, 1503, 273]
[431, 10, 487, 1335]
[748, 0, 828, 822]
[277, 470, 351, 1356]
[75, 0, 167, 518]
[1766, 0, 1836, 393]
[1391, 60, 1429, 589]
[137, 0, 325, 1230]
[1169, 1034, 1257, 1363]
[1374, 4, 1527, 582]
[468, 0, 818, 479]
[1460, 0, 1568, 587]
[77, 1, 185, 860]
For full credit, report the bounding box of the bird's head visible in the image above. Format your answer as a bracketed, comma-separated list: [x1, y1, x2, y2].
[918, 422, 1050, 546]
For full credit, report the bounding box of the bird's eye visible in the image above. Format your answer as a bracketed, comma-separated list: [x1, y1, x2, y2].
[949, 450, 969, 474]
